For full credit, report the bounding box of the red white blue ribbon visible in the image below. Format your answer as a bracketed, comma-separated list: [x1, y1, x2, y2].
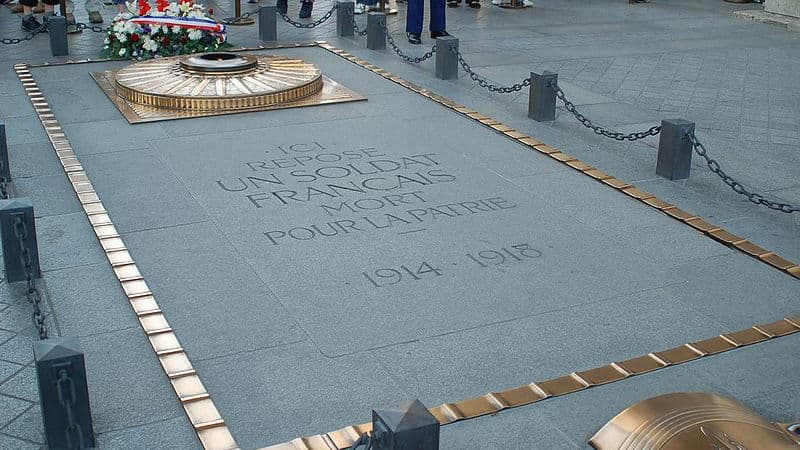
[129, 15, 227, 40]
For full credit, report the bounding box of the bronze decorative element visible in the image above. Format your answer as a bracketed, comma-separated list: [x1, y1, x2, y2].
[590, 392, 800, 449]
[93, 51, 365, 123]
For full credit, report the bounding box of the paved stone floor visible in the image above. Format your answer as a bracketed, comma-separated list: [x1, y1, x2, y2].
[1, 0, 799, 449]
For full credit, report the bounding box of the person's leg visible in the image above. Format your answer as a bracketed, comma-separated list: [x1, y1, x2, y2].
[20, 0, 42, 31]
[429, 0, 445, 32]
[406, 0, 423, 34]
[299, 0, 313, 18]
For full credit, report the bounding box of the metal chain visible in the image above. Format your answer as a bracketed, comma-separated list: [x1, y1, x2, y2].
[223, 11, 253, 23]
[278, 2, 337, 28]
[76, 22, 107, 33]
[0, 161, 9, 200]
[549, 80, 661, 141]
[454, 48, 530, 93]
[351, 432, 373, 449]
[57, 370, 85, 450]
[380, 19, 436, 64]
[351, 14, 368, 36]
[688, 132, 799, 213]
[13, 216, 48, 340]
[0, 22, 46, 45]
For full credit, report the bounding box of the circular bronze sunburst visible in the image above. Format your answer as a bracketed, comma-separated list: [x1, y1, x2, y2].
[114, 53, 323, 111]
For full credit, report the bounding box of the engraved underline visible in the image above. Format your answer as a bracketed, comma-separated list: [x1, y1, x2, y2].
[397, 228, 427, 235]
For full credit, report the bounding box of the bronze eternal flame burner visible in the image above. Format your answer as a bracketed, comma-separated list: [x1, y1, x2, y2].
[92, 51, 365, 123]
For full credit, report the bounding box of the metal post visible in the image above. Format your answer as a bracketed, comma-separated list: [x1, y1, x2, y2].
[0, 124, 10, 185]
[528, 71, 557, 122]
[0, 198, 41, 283]
[49, 16, 69, 57]
[337, 0, 355, 37]
[259, 4, 277, 41]
[224, 0, 256, 25]
[366, 12, 386, 50]
[372, 400, 439, 450]
[435, 36, 458, 80]
[656, 119, 695, 180]
[35, 337, 95, 450]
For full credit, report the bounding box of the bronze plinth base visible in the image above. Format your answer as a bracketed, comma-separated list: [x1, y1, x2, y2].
[590, 393, 800, 449]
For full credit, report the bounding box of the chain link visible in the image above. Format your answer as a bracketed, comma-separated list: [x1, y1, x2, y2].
[549, 80, 661, 141]
[688, 132, 799, 213]
[351, 14, 368, 36]
[13, 216, 48, 340]
[454, 48, 530, 93]
[57, 370, 85, 449]
[0, 161, 10, 200]
[380, 19, 436, 63]
[223, 11, 254, 23]
[1, 22, 46, 45]
[278, 2, 337, 28]
[76, 22, 107, 33]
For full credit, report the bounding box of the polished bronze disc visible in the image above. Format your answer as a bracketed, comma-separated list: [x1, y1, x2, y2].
[114, 53, 323, 111]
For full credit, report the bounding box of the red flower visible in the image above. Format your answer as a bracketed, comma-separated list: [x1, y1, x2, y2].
[156, 0, 168, 11]
[162, 36, 171, 45]
[137, 0, 151, 15]
[180, 36, 188, 44]
[207, 7, 213, 14]
[131, 33, 140, 42]
[108, 34, 115, 41]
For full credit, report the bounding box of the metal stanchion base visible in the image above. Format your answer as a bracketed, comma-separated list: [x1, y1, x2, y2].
[223, 17, 256, 25]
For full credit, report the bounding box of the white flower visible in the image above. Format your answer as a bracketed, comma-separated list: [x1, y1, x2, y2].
[161, 25, 170, 33]
[103, 37, 109, 44]
[142, 38, 158, 51]
[132, 50, 138, 56]
[171, 26, 182, 33]
[115, 32, 127, 43]
[119, 48, 127, 56]
[188, 29, 202, 41]
[112, 21, 125, 32]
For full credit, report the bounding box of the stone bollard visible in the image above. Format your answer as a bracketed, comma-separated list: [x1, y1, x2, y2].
[49, 16, 69, 57]
[0, 124, 11, 187]
[656, 119, 695, 180]
[35, 337, 96, 449]
[372, 400, 439, 450]
[366, 12, 386, 50]
[259, 4, 278, 41]
[434, 36, 458, 80]
[0, 198, 41, 283]
[528, 71, 557, 122]
[337, 0, 355, 37]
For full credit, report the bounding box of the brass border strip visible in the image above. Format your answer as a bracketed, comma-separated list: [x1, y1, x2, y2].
[260, 315, 800, 450]
[313, 41, 800, 282]
[14, 64, 239, 450]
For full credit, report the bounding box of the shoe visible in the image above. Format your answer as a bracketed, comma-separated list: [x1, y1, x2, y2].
[353, 2, 364, 13]
[447, 0, 459, 7]
[299, 0, 312, 17]
[276, 0, 287, 13]
[430, 30, 449, 38]
[20, 15, 42, 32]
[467, 0, 480, 7]
[407, 32, 421, 44]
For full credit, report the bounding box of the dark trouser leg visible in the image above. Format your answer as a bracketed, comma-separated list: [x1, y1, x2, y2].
[406, 0, 423, 34]
[429, 0, 445, 32]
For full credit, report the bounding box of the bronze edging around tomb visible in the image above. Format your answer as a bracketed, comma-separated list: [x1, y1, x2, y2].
[260, 315, 800, 450]
[311, 41, 800, 283]
[13, 63, 240, 450]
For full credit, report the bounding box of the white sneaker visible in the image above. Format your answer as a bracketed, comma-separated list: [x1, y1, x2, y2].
[354, 3, 365, 13]
[522, 0, 533, 5]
